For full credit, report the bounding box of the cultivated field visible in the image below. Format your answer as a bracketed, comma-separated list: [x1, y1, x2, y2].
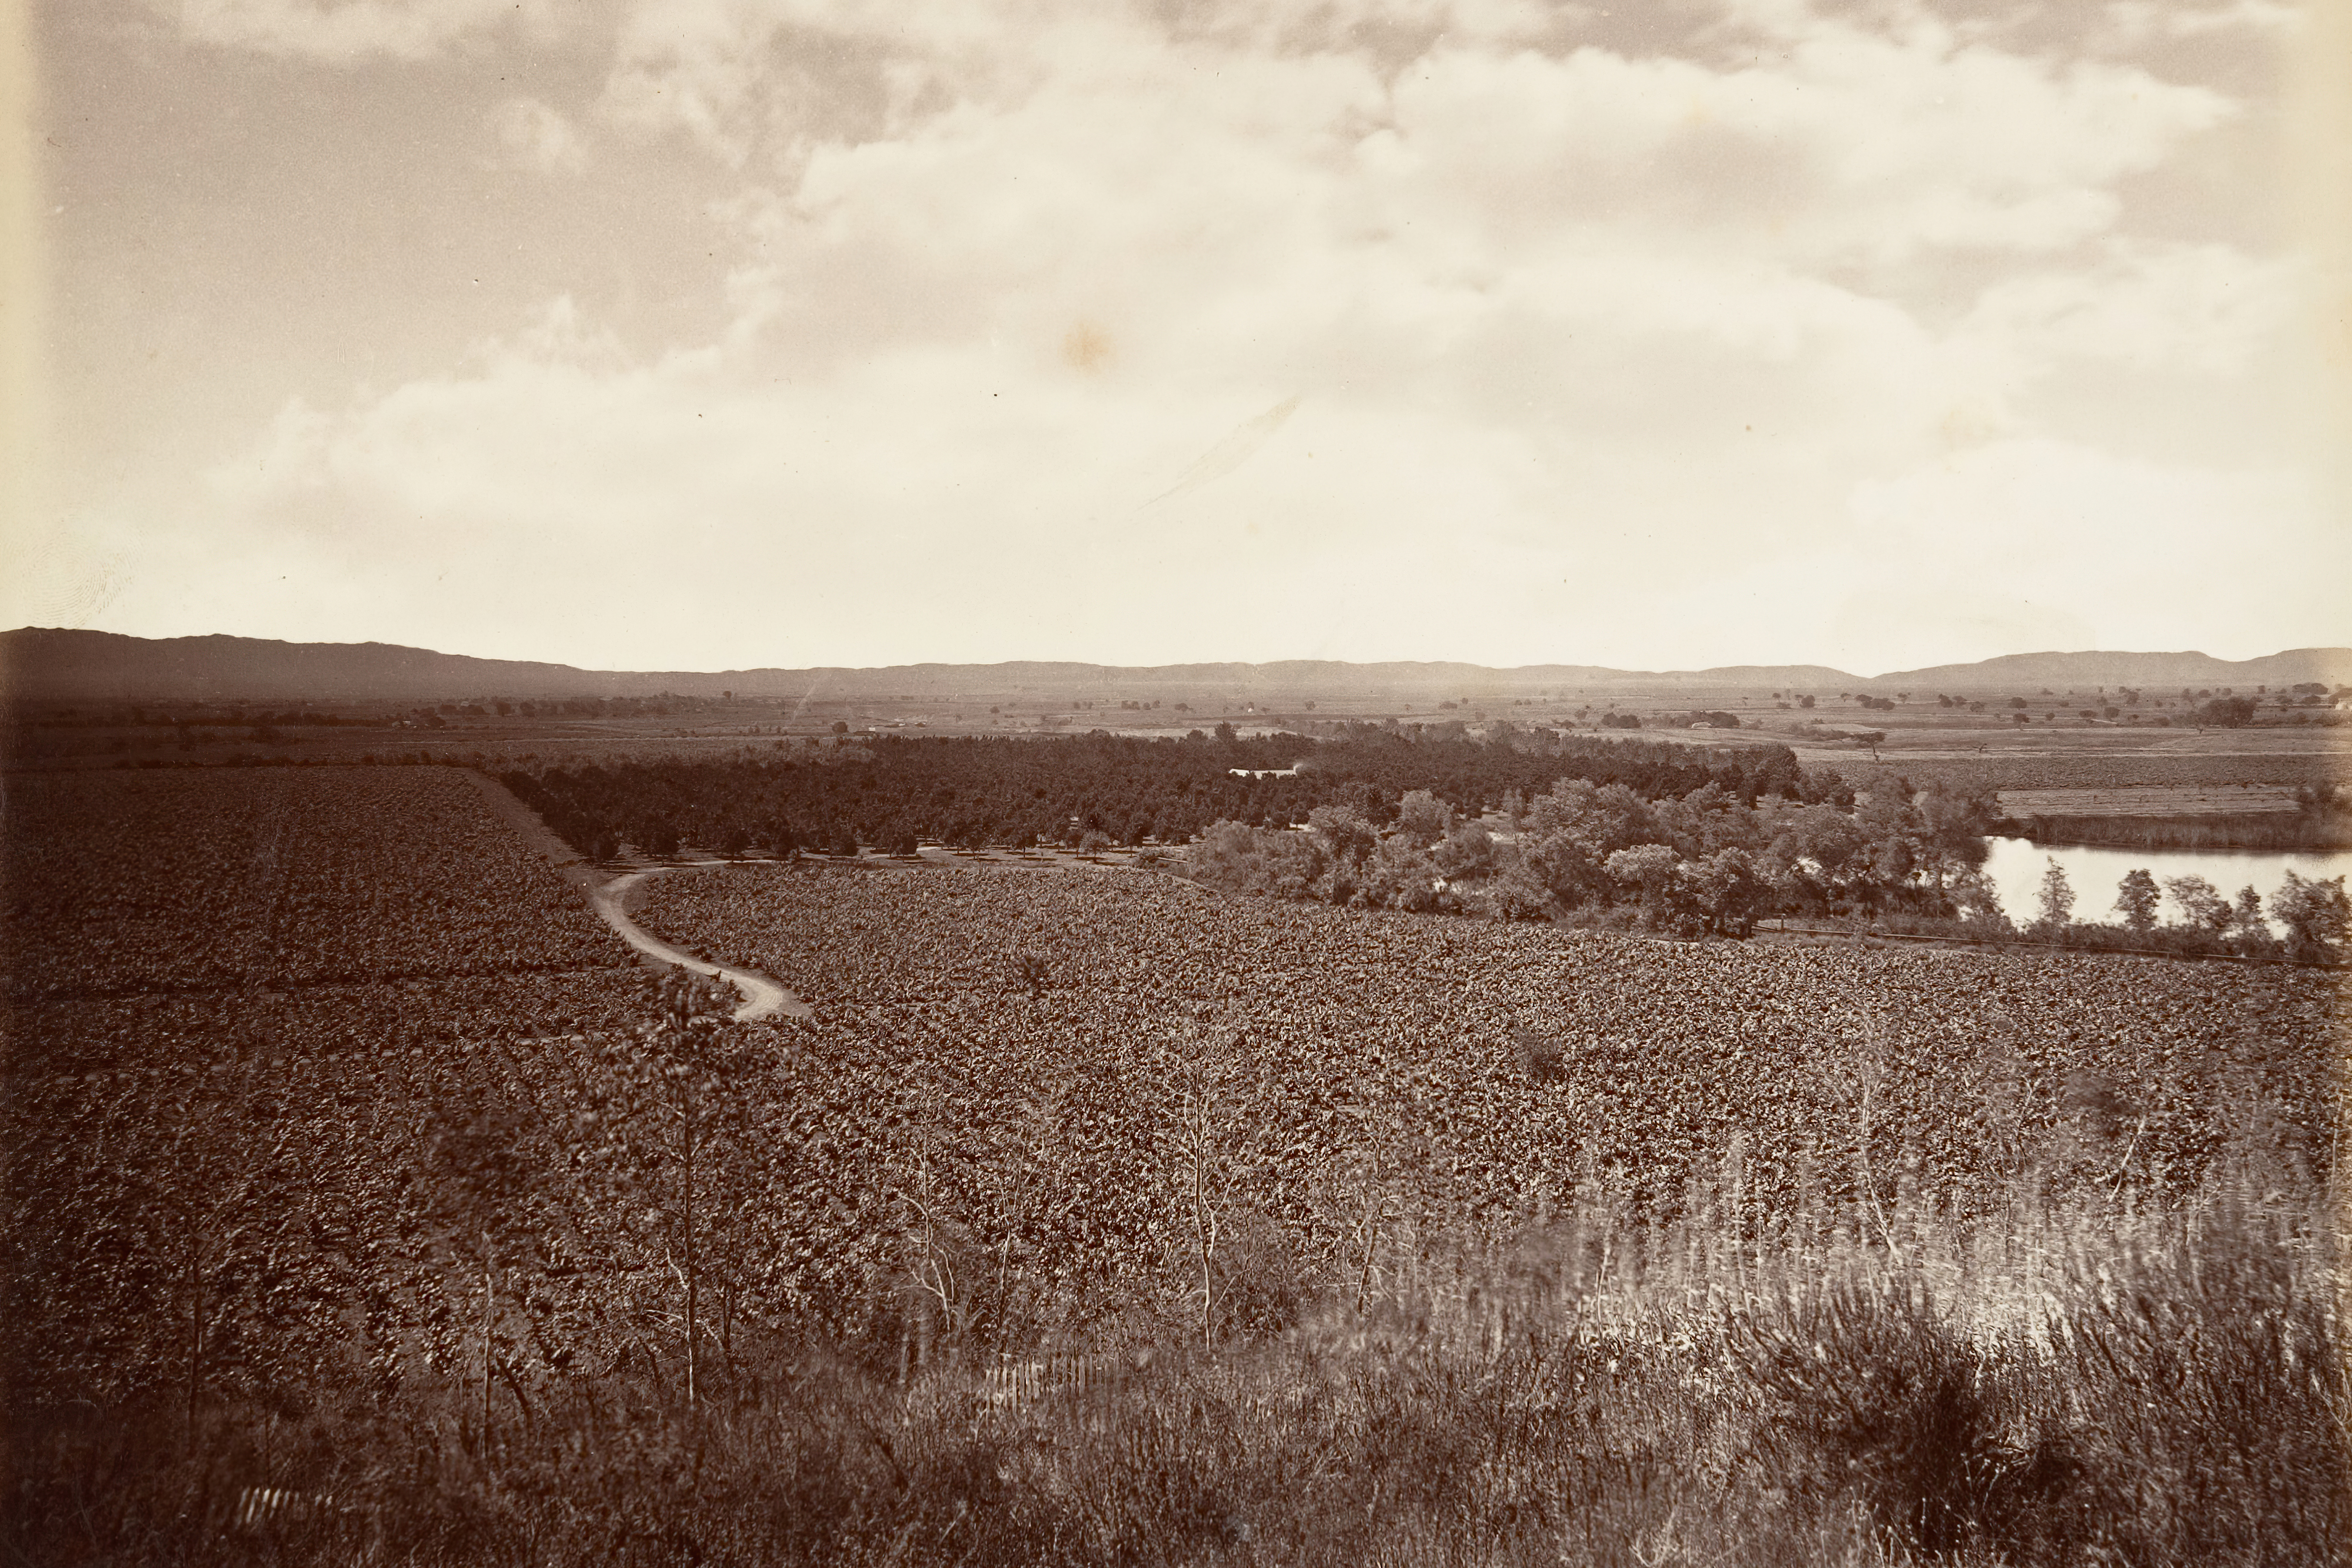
[5, 774, 2346, 1565]
[4, 769, 634, 1001]
[632, 865, 2342, 1286]
[1994, 784, 2301, 818]
[1826, 727, 2352, 795]
[3, 770, 660, 1429]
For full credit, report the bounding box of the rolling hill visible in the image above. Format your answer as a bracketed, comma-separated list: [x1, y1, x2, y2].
[2, 628, 2344, 706]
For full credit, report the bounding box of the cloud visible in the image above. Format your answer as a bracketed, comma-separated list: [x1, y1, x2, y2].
[1961, 241, 2297, 378]
[490, 97, 590, 174]
[2102, 0, 2301, 49]
[140, 0, 2321, 670]
[173, 0, 563, 62]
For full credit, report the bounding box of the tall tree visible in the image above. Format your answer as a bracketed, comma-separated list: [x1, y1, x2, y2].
[2162, 874, 2230, 934]
[2231, 885, 2267, 937]
[2270, 871, 2349, 961]
[2034, 858, 2076, 932]
[1394, 789, 1452, 846]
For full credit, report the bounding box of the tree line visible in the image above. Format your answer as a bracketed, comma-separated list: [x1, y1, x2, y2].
[2006, 860, 2349, 963]
[1185, 775, 2001, 934]
[498, 729, 1831, 862]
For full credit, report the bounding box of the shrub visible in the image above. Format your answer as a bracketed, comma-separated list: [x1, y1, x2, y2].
[1509, 1024, 1567, 1083]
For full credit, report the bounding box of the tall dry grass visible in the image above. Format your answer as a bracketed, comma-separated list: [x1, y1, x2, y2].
[9, 1139, 2343, 1568]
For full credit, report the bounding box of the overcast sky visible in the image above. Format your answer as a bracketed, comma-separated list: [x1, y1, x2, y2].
[11, 0, 2347, 675]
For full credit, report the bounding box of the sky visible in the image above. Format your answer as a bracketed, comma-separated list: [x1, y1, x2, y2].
[9, 0, 2348, 676]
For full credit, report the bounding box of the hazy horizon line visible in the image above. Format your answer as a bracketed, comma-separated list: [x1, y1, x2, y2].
[11, 625, 2348, 688]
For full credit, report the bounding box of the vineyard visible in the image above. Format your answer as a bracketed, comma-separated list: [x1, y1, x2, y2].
[3, 770, 667, 1439]
[623, 863, 2343, 1311]
[4, 771, 2347, 1565]
[5, 769, 632, 1005]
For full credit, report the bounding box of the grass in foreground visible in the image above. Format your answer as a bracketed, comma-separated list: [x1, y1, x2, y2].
[9, 1156, 2343, 1568]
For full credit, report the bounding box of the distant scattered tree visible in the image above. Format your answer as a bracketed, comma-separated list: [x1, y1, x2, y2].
[1395, 789, 1452, 847]
[1606, 844, 1700, 933]
[832, 721, 849, 735]
[2270, 871, 2349, 961]
[2033, 858, 2075, 931]
[1686, 847, 1768, 936]
[2162, 874, 2231, 934]
[2113, 869, 2159, 933]
[1949, 869, 2013, 932]
[1011, 950, 1051, 999]
[1305, 802, 1377, 862]
[2232, 885, 2266, 935]
[2195, 696, 2254, 727]
[1432, 821, 1495, 879]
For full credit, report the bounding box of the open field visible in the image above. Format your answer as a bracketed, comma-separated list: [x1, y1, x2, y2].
[633, 865, 2343, 1248]
[1994, 785, 2301, 817]
[5, 770, 2347, 1565]
[1830, 732, 2352, 795]
[10, 677, 2344, 798]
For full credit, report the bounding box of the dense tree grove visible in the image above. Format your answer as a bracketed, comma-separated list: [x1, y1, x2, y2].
[500, 730, 1829, 862]
[1187, 775, 2003, 933]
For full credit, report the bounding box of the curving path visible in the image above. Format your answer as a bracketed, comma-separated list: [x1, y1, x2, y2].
[589, 869, 811, 1023]
[461, 770, 810, 1024]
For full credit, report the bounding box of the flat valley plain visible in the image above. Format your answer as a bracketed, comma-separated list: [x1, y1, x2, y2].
[14, 681, 2349, 804]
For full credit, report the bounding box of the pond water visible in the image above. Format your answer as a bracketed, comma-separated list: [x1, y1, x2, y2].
[1979, 836, 2352, 932]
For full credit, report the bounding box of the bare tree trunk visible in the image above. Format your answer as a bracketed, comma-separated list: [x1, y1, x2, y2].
[184, 1250, 205, 1455]
[1356, 1153, 1384, 1312]
[683, 1080, 698, 1411]
[481, 1252, 494, 1458]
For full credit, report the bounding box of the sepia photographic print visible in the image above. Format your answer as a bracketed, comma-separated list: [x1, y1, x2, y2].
[4, 1, 2350, 1563]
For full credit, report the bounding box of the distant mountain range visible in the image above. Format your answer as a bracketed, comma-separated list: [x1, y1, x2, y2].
[4, 628, 2348, 705]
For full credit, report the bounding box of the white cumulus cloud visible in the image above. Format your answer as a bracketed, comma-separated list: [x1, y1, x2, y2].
[490, 97, 590, 174]
[173, 0, 565, 62]
[138, 0, 2330, 669]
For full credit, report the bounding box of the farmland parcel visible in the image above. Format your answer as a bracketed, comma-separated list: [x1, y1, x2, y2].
[3, 770, 2345, 1565]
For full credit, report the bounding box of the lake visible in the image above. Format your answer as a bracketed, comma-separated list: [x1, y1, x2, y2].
[1980, 836, 2352, 932]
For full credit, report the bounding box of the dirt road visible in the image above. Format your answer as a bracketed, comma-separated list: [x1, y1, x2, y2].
[588, 869, 810, 1023]
[461, 770, 808, 1023]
